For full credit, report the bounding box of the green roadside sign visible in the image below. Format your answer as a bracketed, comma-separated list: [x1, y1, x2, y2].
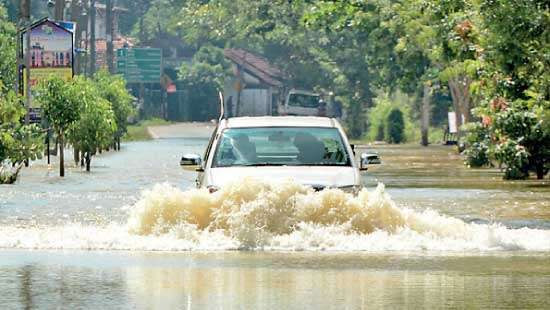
[116, 48, 162, 83]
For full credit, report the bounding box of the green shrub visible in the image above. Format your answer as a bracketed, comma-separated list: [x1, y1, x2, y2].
[462, 122, 490, 167]
[465, 99, 549, 179]
[386, 108, 405, 143]
[494, 139, 530, 180]
[366, 95, 416, 142]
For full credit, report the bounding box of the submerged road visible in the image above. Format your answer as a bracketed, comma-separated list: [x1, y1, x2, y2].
[0, 122, 548, 309]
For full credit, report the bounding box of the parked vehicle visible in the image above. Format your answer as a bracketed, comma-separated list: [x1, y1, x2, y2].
[278, 89, 321, 116]
[180, 116, 378, 193]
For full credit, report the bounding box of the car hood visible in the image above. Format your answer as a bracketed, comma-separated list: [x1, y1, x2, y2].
[206, 166, 358, 188]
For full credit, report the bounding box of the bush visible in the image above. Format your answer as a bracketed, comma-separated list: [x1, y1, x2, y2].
[366, 96, 416, 142]
[386, 108, 405, 144]
[494, 139, 530, 179]
[0, 87, 44, 183]
[462, 122, 490, 167]
[465, 98, 549, 179]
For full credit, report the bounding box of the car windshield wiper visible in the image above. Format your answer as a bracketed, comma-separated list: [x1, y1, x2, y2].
[240, 163, 287, 167]
[299, 162, 349, 166]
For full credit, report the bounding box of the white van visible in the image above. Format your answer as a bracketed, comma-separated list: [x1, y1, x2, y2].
[278, 90, 322, 116]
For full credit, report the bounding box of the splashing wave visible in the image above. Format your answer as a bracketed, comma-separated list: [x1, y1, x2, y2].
[1, 179, 549, 252]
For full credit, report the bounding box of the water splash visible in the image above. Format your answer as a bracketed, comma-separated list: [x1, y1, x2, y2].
[1, 179, 549, 252]
[123, 178, 550, 251]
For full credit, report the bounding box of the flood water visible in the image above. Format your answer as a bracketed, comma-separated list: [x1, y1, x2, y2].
[1, 126, 549, 309]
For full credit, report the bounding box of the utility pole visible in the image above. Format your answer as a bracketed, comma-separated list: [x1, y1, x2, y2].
[421, 82, 433, 147]
[22, 0, 31, 126]
[70, 0, 80, 74]
[89, 0, 96, 76]
[15, 1, 25, 94]
[55, 0, 65, 20]
[106, 0, 114, 73]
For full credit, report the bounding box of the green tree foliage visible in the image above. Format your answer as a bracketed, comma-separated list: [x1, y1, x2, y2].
[116, 0, 153, 40]
[172, 0, 383, 137]
[386, 108, 405, 144]
[136, 0, 547, 179]
[67, 77, 117, 172]
[366, 95, 416, 142]
[0, 3, 43, 183]
[462, 122, 490, 168]
[36, 77, 81, 177]
[178, 45, 230, 91]
[130, 0, 184, 43]
[92, 71, 134, 149]
[177, 45, 231, 119]
[0, 86, 44, 183]
[0, 3, 16, 90]
[0, 1, 16, 22]
[464, 0, 549, 179]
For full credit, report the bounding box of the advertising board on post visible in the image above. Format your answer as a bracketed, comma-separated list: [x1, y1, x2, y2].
[21, 19, 74, 116]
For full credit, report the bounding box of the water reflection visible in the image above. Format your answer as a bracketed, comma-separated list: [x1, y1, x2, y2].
[2, 251, 548, 309]
[1, 132, 549, 308]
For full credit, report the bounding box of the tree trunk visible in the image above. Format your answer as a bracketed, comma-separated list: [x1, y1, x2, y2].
[106, 0, 114, 73]
[59, 131, 65, 177]
[421, 83, 432, 146]
[54, 0, 64, 19]
[89, 0, 96, 75]
[85, 152, 91, 172]
[74, 147, 80, 165]
[139, 15, 145, 42]
[536, 163, 544, 179]
[117, 137, 121, 151]
[448, 75, 472, 136]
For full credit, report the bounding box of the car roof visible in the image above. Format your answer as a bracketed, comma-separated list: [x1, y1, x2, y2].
[220, 116, 337, 129]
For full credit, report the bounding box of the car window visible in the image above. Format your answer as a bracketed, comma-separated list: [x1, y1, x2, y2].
[212, 127, 351, 167]
[287, 94, 320, 108]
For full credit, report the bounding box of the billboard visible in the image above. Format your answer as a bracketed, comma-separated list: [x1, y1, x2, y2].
[22, 19, 74, 106]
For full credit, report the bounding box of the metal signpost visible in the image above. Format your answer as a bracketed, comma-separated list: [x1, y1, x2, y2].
[116, 48, 163, 117]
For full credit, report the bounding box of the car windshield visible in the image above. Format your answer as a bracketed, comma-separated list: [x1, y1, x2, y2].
[212, 127, 351, 167]
[287, 94, 320, 108]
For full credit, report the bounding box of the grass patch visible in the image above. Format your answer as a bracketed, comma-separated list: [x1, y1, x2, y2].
[123, 118, 171, 141]
[351, 126, 445, 145]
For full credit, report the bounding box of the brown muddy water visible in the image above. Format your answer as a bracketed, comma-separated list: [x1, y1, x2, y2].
[0, 136, 549, 309]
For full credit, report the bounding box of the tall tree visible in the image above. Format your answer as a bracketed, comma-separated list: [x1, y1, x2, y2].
[67, 77, 117, 172]
[92, 71, 134, 150]
[37, 77, 81, 177]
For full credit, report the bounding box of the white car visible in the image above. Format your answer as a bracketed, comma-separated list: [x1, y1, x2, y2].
[181, 116, 375, 193]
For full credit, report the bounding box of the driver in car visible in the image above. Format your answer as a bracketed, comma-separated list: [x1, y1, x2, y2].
[231, 134, 257, 163]
[293, 132, 325, 164]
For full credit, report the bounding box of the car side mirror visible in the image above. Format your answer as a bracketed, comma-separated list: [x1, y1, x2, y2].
[180, 153, 202, 171]
[360, 152, 381, 170]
